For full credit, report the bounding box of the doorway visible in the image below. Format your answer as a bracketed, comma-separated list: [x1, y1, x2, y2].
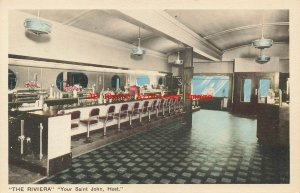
[232, 72, 277, 115]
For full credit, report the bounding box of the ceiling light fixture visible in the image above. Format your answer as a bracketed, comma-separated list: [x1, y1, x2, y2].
[174, 44, 184, 65]
[24, 10, 52, 35]
[131, 26, 145, 56]
[256, 50, 270, 64]
[252, 11, 272, 63]
[252, 11, 273, 49]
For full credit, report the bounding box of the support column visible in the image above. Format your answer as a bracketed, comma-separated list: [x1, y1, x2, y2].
[182, 47, 193, 129]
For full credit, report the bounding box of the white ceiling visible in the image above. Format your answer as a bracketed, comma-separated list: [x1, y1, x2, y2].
[21, 9, 289, 60]
[165, 9, 289, 51]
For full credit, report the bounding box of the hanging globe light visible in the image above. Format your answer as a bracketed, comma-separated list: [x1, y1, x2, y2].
[131, 26, 145, 56]
[252, 11, 273, 49]
[252, 38, 273, 49]
[256, 49, 270, 64]
[24, 10, 52, 35]
[252, 11, 273, 64]
[174, 43, 184, 65]
[256, 55, 270, 64]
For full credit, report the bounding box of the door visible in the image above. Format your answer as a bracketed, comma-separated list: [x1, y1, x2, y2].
[232, 72, 276, 115]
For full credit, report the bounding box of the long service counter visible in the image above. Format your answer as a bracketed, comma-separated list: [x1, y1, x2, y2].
[9, 98, 165, 176]
[30, 98, 159, 136]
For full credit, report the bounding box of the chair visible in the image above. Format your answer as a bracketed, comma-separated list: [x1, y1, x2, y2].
[163, 98, 170, 117]
[157, 98, 165, 117]
[173, 98, 181, 114]
[70, 110, 81, 129]
[114, 104, 129, 132]
[171, 98, 179, 115]
[80, 108, 99, 143]
[148, 100, 158, 121]
[179, 98, 185, 113]
[98, 106, 115, 136]
[128, 102, 140, 128]
[167, 98, 172, 115]
[139, 101, 149, 124]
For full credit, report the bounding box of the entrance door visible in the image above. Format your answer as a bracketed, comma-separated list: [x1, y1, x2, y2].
[232, 72, 276, 115]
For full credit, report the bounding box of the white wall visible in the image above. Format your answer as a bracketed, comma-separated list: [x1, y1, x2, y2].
[279, 59, 289, 73]
[234, 57, 280, 72]
[9, 10, 170, 73]
[193, 61, 233, 74]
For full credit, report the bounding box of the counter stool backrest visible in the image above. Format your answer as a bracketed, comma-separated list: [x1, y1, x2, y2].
[165, 98, 170, 106]
[151, 100, 157, 110]
[169, 98, 175, 105]
[119, 104, 129, 118]
[105, 105, 116, 122]
[107, 105, 116, 115]
[133, 102, 140, 109]
[71, 110, 81, 120]
[120, 104, 129, 112]
[143, 101, 149, 107]
[133, 102, 139, 109]
[174, 98, 179, 105]
[70, 110, 81, 129]
[141, 101, 149, 113]
[159, 99, 165, 108]
[90, 108, 100, 119]
[130, 102, 140, 115]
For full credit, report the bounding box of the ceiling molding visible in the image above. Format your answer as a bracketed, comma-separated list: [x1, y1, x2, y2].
[113, 10, 222, 61]
[63, 10, 95, 25]
[204, 22, 289, 40]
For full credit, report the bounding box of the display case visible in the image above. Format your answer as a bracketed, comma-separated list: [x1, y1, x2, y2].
[8, 89, 47, 110]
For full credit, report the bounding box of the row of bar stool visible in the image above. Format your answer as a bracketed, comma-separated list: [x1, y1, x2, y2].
[69, 98, 183, 143]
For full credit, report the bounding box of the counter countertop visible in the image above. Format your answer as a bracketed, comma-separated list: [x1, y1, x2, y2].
[27, 98, 160, 117]
[29, 109, 68, 117]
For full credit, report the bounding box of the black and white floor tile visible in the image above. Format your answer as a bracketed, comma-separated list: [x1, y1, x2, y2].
[39, 110, 289, 184]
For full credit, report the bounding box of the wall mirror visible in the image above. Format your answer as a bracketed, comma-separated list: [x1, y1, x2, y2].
[111, 75, 121, 90]
[158, 77, 166, 85]
[8, 69, 17, 90]
[56, 72, 88, 91]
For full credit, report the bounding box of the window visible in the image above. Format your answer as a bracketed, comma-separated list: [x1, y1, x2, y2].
[136, 75, 150, 86]
[8, 69, 17, 90]
[111, 75, 121, 90]
[241, 79, 251, 102]
[259, 79, 271, 103]
[56, 72, 88, 91]
[192, 75, 230, 97]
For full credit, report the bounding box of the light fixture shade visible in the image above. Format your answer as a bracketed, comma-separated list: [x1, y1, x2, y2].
[24, 18, 52, 35]
[252, 38, 273, 49]
[256, 55, 270, 64]
[131, 47, 145, 56]
[174, 59, 183, 65]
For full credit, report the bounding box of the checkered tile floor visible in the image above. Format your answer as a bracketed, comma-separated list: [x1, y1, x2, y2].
[39, 110, 289, 184]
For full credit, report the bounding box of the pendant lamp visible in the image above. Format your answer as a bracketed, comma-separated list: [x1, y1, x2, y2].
[24, 10, 52, 35]
[252, 11, 273, 49]
[131, 26, 145, 56]
[252, 11, 272, 63]
[174, 44, 183, 65]
[256, 50, 270, 64]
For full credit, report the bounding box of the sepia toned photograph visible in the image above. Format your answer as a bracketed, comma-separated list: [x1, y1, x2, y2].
[1, 1, 300, 192]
